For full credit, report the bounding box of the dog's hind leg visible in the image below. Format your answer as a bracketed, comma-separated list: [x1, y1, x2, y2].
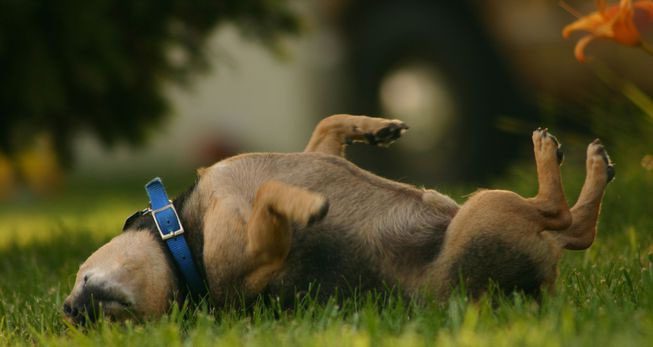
[529, 128, 572, 230]
[304, 114, 408, 157]
[551, 140, 614, 250]
[427, 129, 572, 298]
[244, 181, 329, 292]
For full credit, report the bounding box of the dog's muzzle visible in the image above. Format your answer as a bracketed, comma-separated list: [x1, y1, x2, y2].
[63, 276, 133, 324]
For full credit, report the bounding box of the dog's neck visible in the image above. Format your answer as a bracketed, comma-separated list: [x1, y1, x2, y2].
[172, 180, 206, 289]
[123, 180, 207, 302]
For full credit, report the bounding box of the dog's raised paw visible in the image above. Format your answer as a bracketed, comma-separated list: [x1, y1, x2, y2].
[588, 139, 615, 183]
[366, 121, 409, 147]
[533, 128, 563, 165]
[595, 139, 615, 183]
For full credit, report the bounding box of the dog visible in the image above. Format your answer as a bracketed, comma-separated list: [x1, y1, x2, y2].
[63, 114, 614, 323]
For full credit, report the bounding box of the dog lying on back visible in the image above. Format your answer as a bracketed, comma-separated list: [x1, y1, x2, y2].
[63, 115, 613, 323]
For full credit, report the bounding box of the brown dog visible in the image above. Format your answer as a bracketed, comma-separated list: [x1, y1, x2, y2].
[63, 114, 613, 323]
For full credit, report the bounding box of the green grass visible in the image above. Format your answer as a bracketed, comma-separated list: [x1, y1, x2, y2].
[1, 156, 653, 346]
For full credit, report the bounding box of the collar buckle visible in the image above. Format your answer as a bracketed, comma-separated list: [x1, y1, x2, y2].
[149, 201, 185, 241]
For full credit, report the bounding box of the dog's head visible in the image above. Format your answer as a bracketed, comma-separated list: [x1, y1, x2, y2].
[63, 180, 204, 324]
[63, 228, 179, 323]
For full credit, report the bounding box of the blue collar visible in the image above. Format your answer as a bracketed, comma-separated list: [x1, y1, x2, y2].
[144, 177, 206, 298]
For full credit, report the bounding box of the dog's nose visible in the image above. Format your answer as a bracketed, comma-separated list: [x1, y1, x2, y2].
[62, 300, 85, 324]
[63, 293, 99, 324]
[62, 302, 73, 316]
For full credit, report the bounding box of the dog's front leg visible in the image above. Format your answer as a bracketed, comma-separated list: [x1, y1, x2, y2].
[304, 114, 408, 157]
[244, 181, 329, 292]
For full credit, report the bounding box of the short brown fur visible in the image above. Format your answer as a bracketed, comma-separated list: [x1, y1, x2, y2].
[64, 115, 613, 322]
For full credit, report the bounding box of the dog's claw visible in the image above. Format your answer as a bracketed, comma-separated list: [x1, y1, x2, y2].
[589, 138, 615, 183]
[597, 142, 615, 183]
[607, 165, 616, 183]
[593, 140, 612, 164]
[556, 147, 564, 165]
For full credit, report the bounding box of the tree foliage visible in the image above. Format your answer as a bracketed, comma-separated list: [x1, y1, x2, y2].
[0, 0, 299, 165]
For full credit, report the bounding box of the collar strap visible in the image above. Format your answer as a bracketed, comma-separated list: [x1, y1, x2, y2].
[145, 177, 206, 298]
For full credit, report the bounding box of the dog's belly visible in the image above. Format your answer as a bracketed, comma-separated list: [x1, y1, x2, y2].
[263, 223, 388, 304]
[202, 152, 459, 296]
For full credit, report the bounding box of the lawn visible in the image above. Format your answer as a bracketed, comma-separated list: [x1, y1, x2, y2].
[1, 146, 652, 346]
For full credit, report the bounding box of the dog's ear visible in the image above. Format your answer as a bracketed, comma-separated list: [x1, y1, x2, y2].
[196, 167, 207, 177]
[123, 209, 146, 231]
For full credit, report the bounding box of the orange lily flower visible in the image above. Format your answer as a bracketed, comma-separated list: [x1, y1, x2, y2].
[562, 0, 653, 62]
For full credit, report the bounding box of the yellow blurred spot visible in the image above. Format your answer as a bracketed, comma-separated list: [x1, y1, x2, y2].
[16, 135, 64, 196]
[641, 154, 653, 170]
[352, 332, 370, 347]
[0, 154, 17, 199]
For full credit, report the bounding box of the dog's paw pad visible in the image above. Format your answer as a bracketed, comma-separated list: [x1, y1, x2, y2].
[369, 122, 408, 147]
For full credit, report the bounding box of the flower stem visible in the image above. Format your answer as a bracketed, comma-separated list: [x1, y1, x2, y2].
[642, 42, 653, 57]
[590, 60, 653, 122]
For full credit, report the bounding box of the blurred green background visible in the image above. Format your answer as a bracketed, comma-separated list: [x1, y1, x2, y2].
[1, 0, 653, 195]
